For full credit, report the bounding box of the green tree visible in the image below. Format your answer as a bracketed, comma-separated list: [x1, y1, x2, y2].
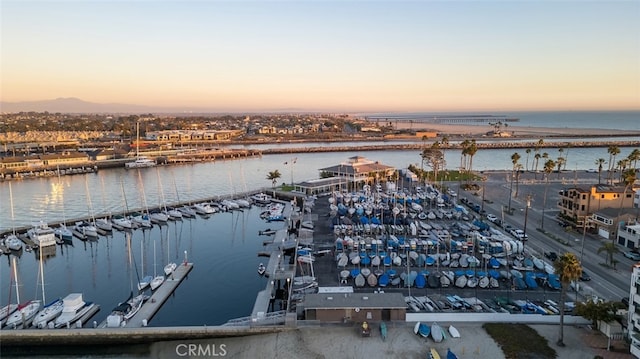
[595, 158, 606, 185]
[553, 252, 582, 347]
[615, 169, 637, 238]
[574, 300, 621, 328]
[597, 242, 620, 266]
[266, 170, 282, 189]
[525, 148, 531, 172]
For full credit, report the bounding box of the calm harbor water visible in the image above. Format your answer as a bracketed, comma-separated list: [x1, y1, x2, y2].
[0, 143, 638, 327]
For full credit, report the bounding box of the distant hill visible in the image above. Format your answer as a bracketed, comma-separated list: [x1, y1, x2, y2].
[0, 97, 167, 113]
[0, 98, 326, 114]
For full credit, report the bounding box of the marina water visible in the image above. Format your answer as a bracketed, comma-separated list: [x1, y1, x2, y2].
[0, 139, 638, 326]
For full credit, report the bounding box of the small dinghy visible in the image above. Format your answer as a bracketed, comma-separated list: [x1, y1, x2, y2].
[448, 325, 461, 338]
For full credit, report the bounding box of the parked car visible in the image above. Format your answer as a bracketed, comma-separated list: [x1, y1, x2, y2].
[486, 214, 498, 223]
[579, 270, 591, 281]
[624, 251, 640, 261]
[545, 251, 558, 261]
[510, 229, 528, 240]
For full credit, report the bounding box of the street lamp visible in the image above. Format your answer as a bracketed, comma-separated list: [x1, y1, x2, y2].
[523, 194, 532, 253]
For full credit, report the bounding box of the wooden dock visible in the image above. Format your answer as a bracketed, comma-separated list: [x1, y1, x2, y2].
[124, 262, 193, 328]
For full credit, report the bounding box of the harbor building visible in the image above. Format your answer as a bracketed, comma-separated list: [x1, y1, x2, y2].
[302, 292, 407, 322]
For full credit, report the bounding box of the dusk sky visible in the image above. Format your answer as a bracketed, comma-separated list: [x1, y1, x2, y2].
[1, 1, 639, 112]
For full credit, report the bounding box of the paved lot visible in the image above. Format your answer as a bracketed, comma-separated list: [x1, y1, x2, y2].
[152, 323, 631, 358]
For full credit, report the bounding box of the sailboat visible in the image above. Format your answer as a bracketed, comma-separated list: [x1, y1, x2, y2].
[110, 178, 134, 230]
[105, 232, 147, 327]
[4, 256, 43, 328]
[125, 121, 156, 169]
[157, 168, 182, 220]
[4, 182, 24, 250]
[95, 177, 113, 232]
[137, 235, 152, 291]
[74, 177, 99, 238]
[32, 249, 63, 328]
[130, 172, 152, 229]
[163, 227, 177, 276]
[1, 256, 19, 326]
[173, 172, 196, 218]
[150, 239, 165, 291]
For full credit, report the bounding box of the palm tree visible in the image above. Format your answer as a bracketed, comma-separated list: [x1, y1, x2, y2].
[597, 242, 620, 266]
[525, 148, 531, 172]
[617, 159, 630, 182]
[466, 139, 478, 180]
[615, 169, 637, 239]
[534, 153, 541, 178]
[556, 157, 565, 179]
[553, 252, 582, 347]
[607, 145, 621, 184]
[441, 135, 449, 173]
[460, 139, 471, 173]
[628, 148, 640, 170]
[266, 170, 282, 189]
[595, 158, 606, 184]
[510, 152, 521, 195]
[541, 159, 556, 230]
[514, 163, 523, 198]
[563, 145, 571, 170]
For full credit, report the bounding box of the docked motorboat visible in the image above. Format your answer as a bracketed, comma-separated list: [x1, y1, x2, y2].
[4, 234, 23, 251]
[28, 221, 57, 247]
[125, 155, 156, 169]
[54, 293, 96, 328]
[257, 263, 266, 275]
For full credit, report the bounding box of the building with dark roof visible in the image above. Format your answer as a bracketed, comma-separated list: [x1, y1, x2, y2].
[302, 292, 406, 322]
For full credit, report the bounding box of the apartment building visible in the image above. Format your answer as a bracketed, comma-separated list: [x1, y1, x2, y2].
[558, 185, 636, 226]
[628, 263, 640, 358]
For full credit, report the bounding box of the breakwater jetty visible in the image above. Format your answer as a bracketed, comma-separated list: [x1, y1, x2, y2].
[258, 139, 639, 156]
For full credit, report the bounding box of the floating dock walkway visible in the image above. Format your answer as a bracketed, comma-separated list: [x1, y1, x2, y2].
[124, 262, 193, 328]
[250, 201, 299, 320]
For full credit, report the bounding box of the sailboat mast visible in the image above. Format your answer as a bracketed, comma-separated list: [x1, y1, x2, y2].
[9, 182, 16, 235]
[136, 120, 140, 159]
[39, 248, 46, 303]
[12, 256, 20, 304]
[153, 239, 157, 277]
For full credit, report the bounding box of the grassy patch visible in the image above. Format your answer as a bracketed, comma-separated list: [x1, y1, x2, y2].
[483, 323, 557, 359]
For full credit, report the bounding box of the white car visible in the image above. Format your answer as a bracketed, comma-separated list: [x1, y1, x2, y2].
[510, 228, 528, 240]
[586, 169, 598, 173]
[486, 214, 498, 223]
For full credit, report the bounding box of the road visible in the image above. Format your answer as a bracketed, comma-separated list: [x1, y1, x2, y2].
[450, 170, 632, 303]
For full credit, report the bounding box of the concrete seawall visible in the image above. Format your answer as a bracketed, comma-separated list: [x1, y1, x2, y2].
[0, 326, 293, 346]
